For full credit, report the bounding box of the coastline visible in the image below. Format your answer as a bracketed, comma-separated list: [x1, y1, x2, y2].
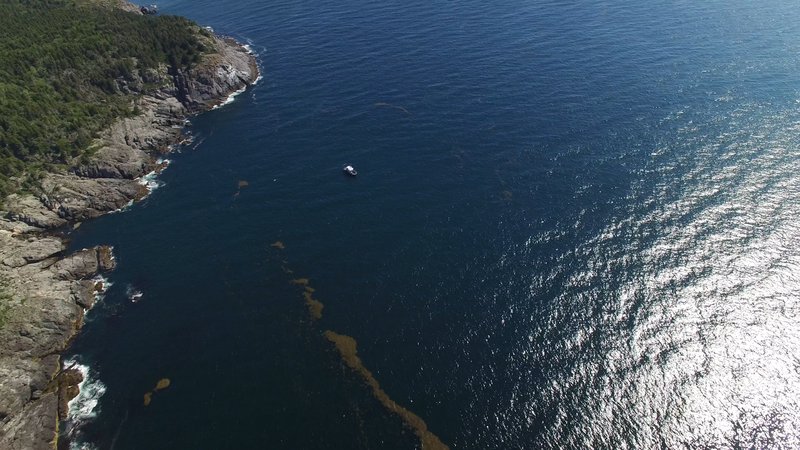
[0, 8, 260, 448]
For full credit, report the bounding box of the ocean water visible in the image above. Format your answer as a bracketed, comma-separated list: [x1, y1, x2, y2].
[62, 0, 800, 448]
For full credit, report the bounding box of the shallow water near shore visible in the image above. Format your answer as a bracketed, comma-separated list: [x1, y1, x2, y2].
[63, 0, 800, 448]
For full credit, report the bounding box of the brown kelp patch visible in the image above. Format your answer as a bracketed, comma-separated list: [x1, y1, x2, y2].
[288, 277, 323, 320]
[290, 278, 310, 286]
[275, 248, 448, 449]
[154, 378, 171, 391]
[143, 378, 171, 406]
[324, 331, 449, 450]
[303, 291, 324, 320]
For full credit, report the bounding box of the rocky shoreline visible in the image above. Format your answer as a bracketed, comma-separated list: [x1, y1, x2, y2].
[0, 9, 259, 448]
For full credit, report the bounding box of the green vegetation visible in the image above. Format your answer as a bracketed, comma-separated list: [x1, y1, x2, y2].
[0, 0, 210, 198]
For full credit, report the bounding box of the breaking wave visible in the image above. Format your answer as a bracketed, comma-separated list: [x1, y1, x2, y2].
[62, 359, 106, 450]
[212, 85, 248, 110]
[64, 360, 106, 423]
[83, 275, 112, 318]
[135, 158, 171, 194]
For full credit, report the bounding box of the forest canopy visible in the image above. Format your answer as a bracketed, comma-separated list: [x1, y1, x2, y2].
[0, 0, 208, 197]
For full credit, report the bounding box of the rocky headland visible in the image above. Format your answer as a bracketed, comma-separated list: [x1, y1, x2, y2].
[0, 6, 259, 448]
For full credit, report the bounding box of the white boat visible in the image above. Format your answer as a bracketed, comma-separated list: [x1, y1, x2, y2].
[343, 165, 357, 176]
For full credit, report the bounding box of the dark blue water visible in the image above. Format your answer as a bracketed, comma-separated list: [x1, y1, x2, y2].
[64, 0, 800, 448]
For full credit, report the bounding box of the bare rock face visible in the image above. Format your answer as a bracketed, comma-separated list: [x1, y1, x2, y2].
[115, 0, 144, 15]
[173, 35, 259, 111]
[0, 26, 259, 449]
[0, 218, 41, 235]
[0, 394, 58, 450]
[3, 195, 67, 230]
[72, 95, 187, 180]
[42, 175, 148, 222]
[51, 246, 116, 281]
[71, 145, 151, 180]
[72, 280, 100, 310]
[0, 234, 112, 449]
[56, 368, 84, 421]
[0, 236, 63, 269]
[0, 359, 52, 424]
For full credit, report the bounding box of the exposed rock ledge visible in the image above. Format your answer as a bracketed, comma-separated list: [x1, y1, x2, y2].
[0, 16, 259, 449]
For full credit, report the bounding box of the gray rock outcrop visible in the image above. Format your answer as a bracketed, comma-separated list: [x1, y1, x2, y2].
[0, 233, 112, 449]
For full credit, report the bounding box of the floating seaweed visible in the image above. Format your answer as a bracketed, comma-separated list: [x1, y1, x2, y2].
[143, 378, 171, 406]
[278, 249, 448, 449]
[324, 331, 448, 450]
[303, 291, 324, 320]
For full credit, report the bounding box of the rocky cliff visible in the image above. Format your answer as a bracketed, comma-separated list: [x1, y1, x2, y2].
[0, 13, 259, 448]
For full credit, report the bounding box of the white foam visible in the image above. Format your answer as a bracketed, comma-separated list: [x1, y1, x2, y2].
[243, 41, 263, 86]
[92, 275, 112, 301]
[212, 84, 248, 110]
[177, 135, 194, 148]
[136, 171, 162, 192]
[109, 200, 134, 214]
[62, 359, 107, 423]
[69, 442, 98, 450]
[125, 284, 143, 303]
[82, 276, 112, 318]
[135, 159, 170, 194]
